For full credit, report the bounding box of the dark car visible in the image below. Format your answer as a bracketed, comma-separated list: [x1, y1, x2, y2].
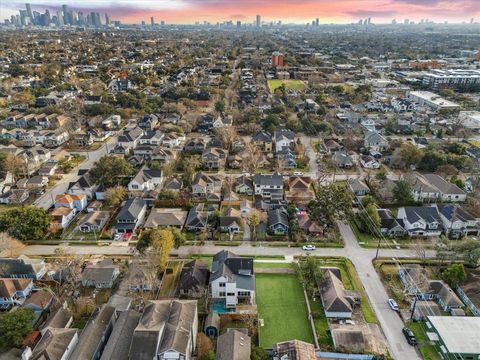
[402, 327, 417, 346]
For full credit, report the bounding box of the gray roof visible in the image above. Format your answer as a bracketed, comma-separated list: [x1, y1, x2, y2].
[217, 329, 251, 360]
[210, 250, 254, 291]
[41, 305, 72, 329]
[423, 174, 466, 196]
[31, 328, 78, 360]
[100, 310, 141, 360]
[70, 304, 116, 360]
[179, 260, 209, 293]
[268, 208, 289, 227]
[254, 173, 283, 187]
[402, 206, 442, 224]
[0, 256, 44, 278]
[116, 198, 147, 222]
[130, 300, 197, 360]
[144, 208, 187, 228]
[319, 268, 355, 314]
[82, 260, 118, 285]
[185, 204, 207, 229]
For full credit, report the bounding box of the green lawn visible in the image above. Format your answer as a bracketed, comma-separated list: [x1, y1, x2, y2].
[254, 262, 293, 269]
[267, 79, 307, 92]
[309, 295, 334, 349]
[256, 274, 313, 348]
[408, 321, 442, 360]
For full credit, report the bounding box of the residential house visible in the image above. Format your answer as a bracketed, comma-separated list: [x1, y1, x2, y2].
[324, 139, 342, 154]
[51, 207, 76, 229]
[68, 172, 97, 200]
[139, 131, 164, 146]
[360, 155, 380, 169]
[364, 131, 388, 152]
[212, 115, 233, 128]
[254, 173, 284, 200]
[319, 268, 359, 319]
[38, 161, 58, 177]
[422, 174, 467, 202]
[347, 178, 370, 197]
[268, 208, 289, 235]
[333, 150, 354, 169]
[30, 327, 79, 360]
[0, 278, 34, 309]
[144, 208, 187, 229]
[276, 148, 297, 169]
[184, 138, 207, 153]
[108, 79, 132, 92]
[274, 129, 295, 153]
[0, 255, 47, 280]
[178, 260, 209, 298]
[285, 176, 314, 204]
[202, 147, 228, 170]
[0, 189, 29, 205]
[435, 204, 480, 239]
[17, 175, 49, 190]
[128, 166, 163, 192]
[129, 300, 198, 360]
[272, 340, 317, 360]
[115, 198, 148, 234]
[185, 204, 208, 231]
[44, 130, 69, 147]
[151, 147, 177, 163]
[162, 132, 185, 148]
[69, 304, 116, 360]
[235, 176, 254, 196]
[100, 310, 141, 360]
[210, 250, 255, 308]
[163, 177, 183, 192]
[78, 211, 110, 233]
[216, 329, 251, 360]
[378, 209, 406, 237]
[397, 206, 443, 237]
[55, 194, 88, 212]
[192, 172, 222, 197]
[23, 289, 55, 313]
[138, 114, 159, 131]
[117, 127, 144, 151]
[81, 259, 120, 289]
[252, 131, 273, 152]
[220, 208, 242, 234]
[426, 316, 480, 360]
[399, 265, 464, 312]
[298, 213, 323, 235]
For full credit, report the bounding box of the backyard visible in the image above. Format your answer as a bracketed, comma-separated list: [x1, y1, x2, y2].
[256, 273, 313, 348]
[267, 79, 307, 93]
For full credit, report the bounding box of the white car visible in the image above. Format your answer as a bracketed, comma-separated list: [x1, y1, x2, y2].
[388, 298, 399, 311]
[293, 171, 304, 176]
[113, 233, 122, 241]
[302, 245, 316, 251]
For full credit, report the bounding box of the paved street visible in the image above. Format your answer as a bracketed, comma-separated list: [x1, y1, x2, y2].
[20, 221, 428, 359]
[33, 136, 118, 209]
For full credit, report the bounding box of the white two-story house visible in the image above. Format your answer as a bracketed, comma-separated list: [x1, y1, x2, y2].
[210, 250, 255, 309]
[128, 166, 163, 192]
[254, 173, 284, 200]
[397, 206, 443, 237]
[435, 204, 480, 239]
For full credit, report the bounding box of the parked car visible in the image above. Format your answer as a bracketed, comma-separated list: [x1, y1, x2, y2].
[293, 171, 304, 176]
[388, 298, 399, 311]
[302, 245, 316, 251]
[402, 327, 417, 346]
[113, 233, 122, 241]
[339, 319, 355, 325]
[123, 232, 132, 241]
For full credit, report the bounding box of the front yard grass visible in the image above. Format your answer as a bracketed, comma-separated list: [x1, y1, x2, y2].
[309, 295, 334, 349]
[256, 273, 313, 348]
[408, 321, 441, 360]
[267, 79, 307, 92]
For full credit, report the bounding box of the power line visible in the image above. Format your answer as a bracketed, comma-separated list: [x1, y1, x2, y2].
[347, 181, 461, 360]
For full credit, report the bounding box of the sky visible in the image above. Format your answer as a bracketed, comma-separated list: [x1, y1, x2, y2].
[2, 0, 480, 24]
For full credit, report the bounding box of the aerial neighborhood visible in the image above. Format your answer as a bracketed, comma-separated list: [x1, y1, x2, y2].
[0, 7, 480, 360]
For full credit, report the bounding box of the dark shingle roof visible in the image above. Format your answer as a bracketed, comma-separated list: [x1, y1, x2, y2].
[117, 198, 147, 221]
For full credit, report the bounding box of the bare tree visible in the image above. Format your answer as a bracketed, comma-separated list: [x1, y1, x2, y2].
[242, 143, 263, 174]
[216, 126, 237, 151]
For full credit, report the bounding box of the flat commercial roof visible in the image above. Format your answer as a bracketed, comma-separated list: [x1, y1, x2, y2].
[428, 316, 480, 354]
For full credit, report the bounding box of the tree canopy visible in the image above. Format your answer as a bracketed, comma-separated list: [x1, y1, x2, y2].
[0, 206, 52, 242]
[90, 156, 135, 188]
[309, 183, 353, 225]
[0, 308, 35, 348]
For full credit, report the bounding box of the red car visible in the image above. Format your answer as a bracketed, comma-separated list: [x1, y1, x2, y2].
[123, 232, 132, 241]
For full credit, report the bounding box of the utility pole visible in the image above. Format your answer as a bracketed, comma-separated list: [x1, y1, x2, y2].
[375, 236, 381, 259]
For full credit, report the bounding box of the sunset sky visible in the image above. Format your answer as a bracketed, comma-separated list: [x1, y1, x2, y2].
[2, 0, 480, 24]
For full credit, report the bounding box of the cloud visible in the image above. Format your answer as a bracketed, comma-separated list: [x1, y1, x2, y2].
[346, 9, 397, 18]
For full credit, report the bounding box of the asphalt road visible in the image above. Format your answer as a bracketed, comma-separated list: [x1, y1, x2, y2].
[20, 220, 428, 360]
[33, 136, 118, 209]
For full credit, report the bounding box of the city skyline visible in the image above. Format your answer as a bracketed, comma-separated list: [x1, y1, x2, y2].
[2, 0, 480, 25]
